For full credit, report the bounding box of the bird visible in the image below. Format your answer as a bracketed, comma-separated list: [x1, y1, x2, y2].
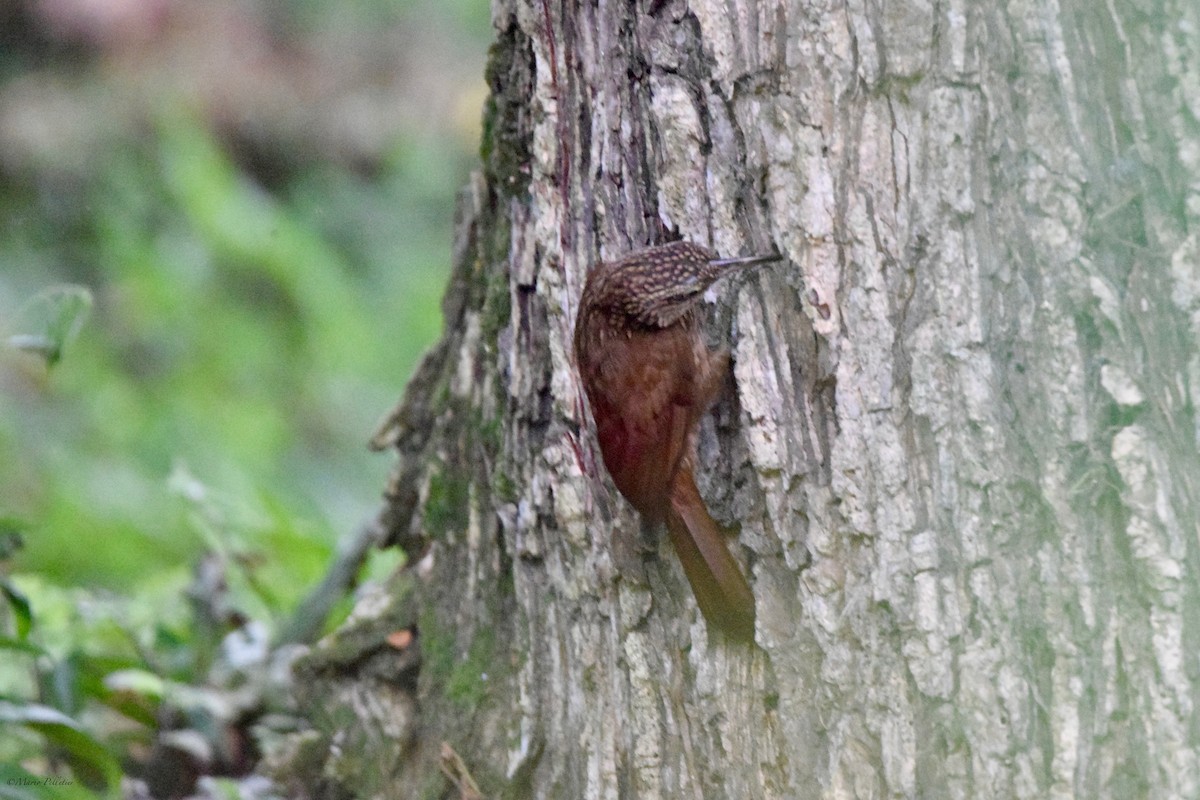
[574, 240, 780, 640]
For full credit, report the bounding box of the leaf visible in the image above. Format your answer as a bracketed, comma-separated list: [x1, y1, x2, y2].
[5, 285, 94, 368]
[102, 668, 167, 700]
[0, 701, 122, 790]
[1, 579, 33, 640]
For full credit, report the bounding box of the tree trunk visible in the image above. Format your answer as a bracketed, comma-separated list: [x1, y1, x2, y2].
[269, 1, 1200, 797]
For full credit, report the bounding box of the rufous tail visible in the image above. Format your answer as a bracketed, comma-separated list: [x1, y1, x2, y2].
[665, 469, 756, 641]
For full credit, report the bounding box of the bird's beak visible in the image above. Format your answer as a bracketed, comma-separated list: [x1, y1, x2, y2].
[708, 253, 783, 269]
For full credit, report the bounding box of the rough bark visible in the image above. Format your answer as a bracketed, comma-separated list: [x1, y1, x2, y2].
[269, 1, 1200, 798]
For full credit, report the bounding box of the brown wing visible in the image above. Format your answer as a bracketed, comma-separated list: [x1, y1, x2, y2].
[585, 326, 700, 521]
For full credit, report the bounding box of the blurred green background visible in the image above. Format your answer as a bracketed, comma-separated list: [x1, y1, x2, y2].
[1, 0, 489, 592]
[0, 1, 490, 786]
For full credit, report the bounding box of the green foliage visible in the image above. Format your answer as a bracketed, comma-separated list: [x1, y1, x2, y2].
[0, 702, 121, 790]
[0, 117, 457, 588]
[0, 556, 276, 796]
[0, 0, 491, 791]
